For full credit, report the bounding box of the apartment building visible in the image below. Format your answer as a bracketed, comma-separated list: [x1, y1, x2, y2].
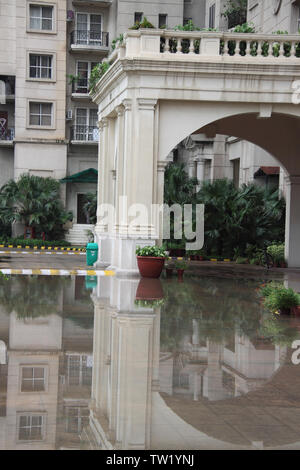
[0, 0, 296, 245]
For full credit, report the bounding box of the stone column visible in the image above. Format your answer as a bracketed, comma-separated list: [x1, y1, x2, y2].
[156, 161, 168, 244]
[285, 175, 300, 267]
[195, 157, 205, 190]
[95, 117, 113, 268]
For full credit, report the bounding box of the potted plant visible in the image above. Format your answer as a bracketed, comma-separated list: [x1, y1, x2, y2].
[136, 245, 167, 278]
[175, 260, 188, 280]
[263, 286, 300, 315]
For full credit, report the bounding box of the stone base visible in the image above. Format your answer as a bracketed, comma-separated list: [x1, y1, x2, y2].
[94, 231, 156, 276]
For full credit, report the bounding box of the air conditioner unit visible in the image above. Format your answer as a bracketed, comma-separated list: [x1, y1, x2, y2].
[66, 110, 73, 120]
[67, 10, 74, 22]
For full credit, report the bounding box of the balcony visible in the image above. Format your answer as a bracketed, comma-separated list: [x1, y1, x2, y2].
[0, 127, 14, 147]
[72, 0, 112, 6]
[70, 30, 109, 54]
[71, 81, 92, 100]
[70, 125, 99, 144]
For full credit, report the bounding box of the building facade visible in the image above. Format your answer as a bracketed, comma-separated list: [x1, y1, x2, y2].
[0, 0, 297, 244]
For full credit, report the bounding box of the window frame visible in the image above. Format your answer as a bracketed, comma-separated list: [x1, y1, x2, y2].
[74, 107, 99, 141]
[27, 100, 55, 130]
[27, 1, 57, 34]
[75, 12, 102, 45]
[27, 51, 56, 82]
[17, 412, 47, 442]
[19, 365, 49, 393]
[158, 14, 168, 29]
[75, 61, 98, 93]
[134, 12, 143, 24]
[209, 3, 216, 29]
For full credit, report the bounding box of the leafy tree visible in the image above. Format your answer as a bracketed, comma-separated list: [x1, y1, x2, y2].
[222, 0, 248, 29]
[0, 173, 73, 240]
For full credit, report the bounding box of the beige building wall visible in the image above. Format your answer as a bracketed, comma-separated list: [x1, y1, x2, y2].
[247, 0, 300, 33]
[0, 0, 17, 76]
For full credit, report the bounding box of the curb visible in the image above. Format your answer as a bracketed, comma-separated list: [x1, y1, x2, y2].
[0, 268, 115, 276]
[0, 245, 86, 252]
[168, 257, 232, 262]
[0, 250, 86, 256]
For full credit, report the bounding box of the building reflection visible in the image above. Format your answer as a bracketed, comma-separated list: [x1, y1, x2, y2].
[0, 275, 299, 449]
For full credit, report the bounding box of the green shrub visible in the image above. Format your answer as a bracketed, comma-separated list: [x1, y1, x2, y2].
[175, 260, 188, 270]
[235, 256, 248, 264]
[129, 17, 154, 30]
[111, 33, 124, 50]
[267, 244, 285, 264]
[0, 237, 71, 247]
[264, 287, 300, 312]
[136, 245, 167, 257]
[89, 62, 110, 93]
[135, 298, 165, 308]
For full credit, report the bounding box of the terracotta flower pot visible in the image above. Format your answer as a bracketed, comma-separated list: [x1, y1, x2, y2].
[199, 256, 204, 261]
[166, 267, 173, 277]
[292, 306, 300, 316]
[135, 278, 164, 300]
[137, 256, 165, 278]
[280, 261, 287, 268]
[177, 269, 184, 280]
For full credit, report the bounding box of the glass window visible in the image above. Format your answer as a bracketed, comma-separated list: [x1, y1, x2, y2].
[134, 12, 143, 24]
[18, 414, 44, 441]
[21, 367, 45, 391]
[29, 102, 52, 126]
[159, 14, 167, 28]
[29, 54, 52, 79]
[29, 5, 53, 31]
[209, 4, 216, 29]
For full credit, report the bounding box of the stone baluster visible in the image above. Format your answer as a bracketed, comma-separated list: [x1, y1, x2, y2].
[278, 40, 285, 57]
[257, 40, 262, 57]
[223, 39, 229, 56]
[177, 37, 182, 54]
[245, 39, 251, 57]
[164, 37, 170, 53]
[189, 38, 195, 54]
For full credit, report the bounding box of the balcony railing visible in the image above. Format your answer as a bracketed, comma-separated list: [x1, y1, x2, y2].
[71, 126, 99, 142]
[107, 30, 300, 67]
[72, 81, 89, 95]
[0, 127, 14, 141]
[70, 30, 109, 48]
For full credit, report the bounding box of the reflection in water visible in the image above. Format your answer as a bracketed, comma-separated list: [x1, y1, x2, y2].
[0, 274, 300, 449]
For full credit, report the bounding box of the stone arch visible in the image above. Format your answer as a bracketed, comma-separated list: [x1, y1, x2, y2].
[158, 102, 300, 175]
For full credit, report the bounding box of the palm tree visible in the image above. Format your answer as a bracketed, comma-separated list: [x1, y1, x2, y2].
[0, 173, 72, 240]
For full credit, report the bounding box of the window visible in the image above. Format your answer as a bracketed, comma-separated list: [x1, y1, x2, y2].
[18, 414, 45, 441]
[21, 366, 46, 392]
[134, 12, 143, 24]
[29, 4, 53, 31]
[65, 407, 89, 433]
[159, 14, 167, 28]
[209, 4, 216, 29]
[76, 13, 102, 44]
[29, 102, 52, 127]
[66, 354, 92, 385]
[183, 17, 192, 25]
[29, 54, 52, 79]
[75, 108, 98, 141]
[75, 61, 97, 93]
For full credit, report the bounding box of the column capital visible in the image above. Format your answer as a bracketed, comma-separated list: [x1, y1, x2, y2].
[115, 104, 125, 117]
[98, 117, 109, 130]
[122, 98, 132, 111]
[285, 175, 300, 185]
[157, 160, 169, 172]
[137, 98, 157, 110]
